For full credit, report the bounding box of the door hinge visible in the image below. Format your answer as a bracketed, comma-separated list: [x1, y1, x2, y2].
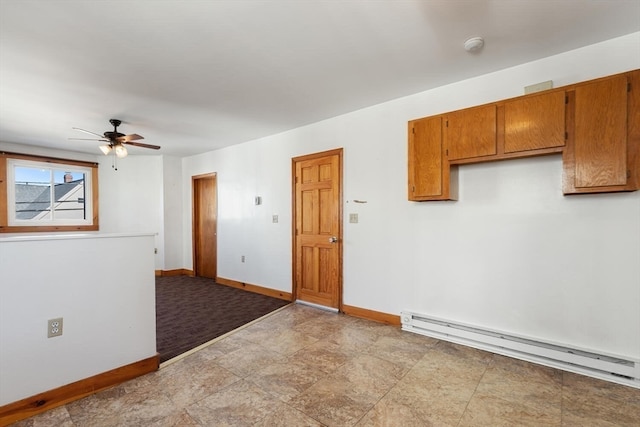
[445, 120, 449, 127]
[412, 127, 415, 134]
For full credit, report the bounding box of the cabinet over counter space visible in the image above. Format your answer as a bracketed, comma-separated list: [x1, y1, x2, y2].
[408, 69, 640, 201]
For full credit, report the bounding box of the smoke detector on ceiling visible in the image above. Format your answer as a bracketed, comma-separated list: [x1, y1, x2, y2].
[464, 37, 484, 53]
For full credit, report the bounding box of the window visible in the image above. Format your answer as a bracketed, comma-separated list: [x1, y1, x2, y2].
[0, 152, 99, 232]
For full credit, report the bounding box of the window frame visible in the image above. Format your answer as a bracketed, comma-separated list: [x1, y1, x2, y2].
[0, 152, 99, 233]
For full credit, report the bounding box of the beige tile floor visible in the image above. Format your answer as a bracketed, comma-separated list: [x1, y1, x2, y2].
[13, 304, 640, 426]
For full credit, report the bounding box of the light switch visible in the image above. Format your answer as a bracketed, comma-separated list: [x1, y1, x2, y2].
[272, 214, 278, 223]
[349, 213, 358, 223]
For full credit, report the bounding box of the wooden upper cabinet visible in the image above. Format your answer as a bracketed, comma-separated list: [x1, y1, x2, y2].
[563, 71, 639, 194]
[445, 104, 497, 161]
[504, 91, 566, 153]
[409, 69, 639, 201]
[574, 75, 628, 188]
[408, 116, 457, 201]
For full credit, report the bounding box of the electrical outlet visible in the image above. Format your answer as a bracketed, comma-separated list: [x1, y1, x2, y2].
[48, 318, 63, 338]
[349, 213, 359, 223]
[241, 255, 245, 263]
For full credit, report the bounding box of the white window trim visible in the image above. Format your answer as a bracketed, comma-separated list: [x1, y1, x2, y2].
[7, 158, 94, 227]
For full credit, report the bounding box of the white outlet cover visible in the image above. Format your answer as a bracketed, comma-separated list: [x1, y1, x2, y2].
[48, 317, 63, 338]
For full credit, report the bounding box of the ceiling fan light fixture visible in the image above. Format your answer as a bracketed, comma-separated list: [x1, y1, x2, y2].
[115, 144, 128, 158]
[99, 145, 112, 155]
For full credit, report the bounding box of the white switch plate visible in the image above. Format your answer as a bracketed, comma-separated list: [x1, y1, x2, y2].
[349, 213, 358, 223]
[272, 214, 278, 223]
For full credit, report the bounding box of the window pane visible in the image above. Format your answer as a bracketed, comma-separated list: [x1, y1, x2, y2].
[52, 170, 86, 220]
[14, 166, 52, 220]
[4, 154, 97, 231]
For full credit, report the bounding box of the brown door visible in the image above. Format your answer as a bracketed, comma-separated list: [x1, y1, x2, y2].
[192, 173, 217, 279]
[292, 149, 343, 309]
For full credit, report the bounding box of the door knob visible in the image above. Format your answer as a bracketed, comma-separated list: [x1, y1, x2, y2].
[329, 236, 338, 243]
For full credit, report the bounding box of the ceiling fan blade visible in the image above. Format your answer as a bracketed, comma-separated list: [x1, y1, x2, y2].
[72, 127, 105, 138]
[118, 133, 144, 142]
[124, 141, 161, 150]
[113, 134, 143, 143]
[68, 137, 109, 142]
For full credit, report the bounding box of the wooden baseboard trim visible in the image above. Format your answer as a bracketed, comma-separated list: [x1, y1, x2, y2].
[342, 304, 401, 326]
[157, 272, 395, 326]
[0, 355, 159, 426]
[216, 277, 292, 301]
[157, 269, 194, 277]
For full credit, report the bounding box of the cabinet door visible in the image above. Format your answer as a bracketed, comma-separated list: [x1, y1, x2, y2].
[409, 116, 443, 199]
[445, 104, 496, 161]
[409, 116, 458, 201]
[574, 75, 628, 188]
[504, 91, 565, 153]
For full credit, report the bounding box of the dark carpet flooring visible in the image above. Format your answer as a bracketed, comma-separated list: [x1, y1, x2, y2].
[156, 276, 290, 363]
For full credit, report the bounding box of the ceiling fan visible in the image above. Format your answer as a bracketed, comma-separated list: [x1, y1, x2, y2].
[70, 119, 160, 158]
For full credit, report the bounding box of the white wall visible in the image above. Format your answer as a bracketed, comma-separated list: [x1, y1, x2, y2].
[0, 233, 156, 405]
[96, 153, 184, 271]
[182, 32, 640, 360]
[98, 155, 165, 270]
[162, 155, 184, 271]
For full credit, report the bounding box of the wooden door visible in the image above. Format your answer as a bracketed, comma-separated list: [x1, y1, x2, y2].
[193, 173, 217, 279]
[293, 149, 342, 309]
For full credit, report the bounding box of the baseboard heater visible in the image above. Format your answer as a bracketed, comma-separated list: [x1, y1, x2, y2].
[401, 311, 640, 388]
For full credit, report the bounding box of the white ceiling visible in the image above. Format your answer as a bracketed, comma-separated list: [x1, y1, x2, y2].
[1, 0, 638, 157]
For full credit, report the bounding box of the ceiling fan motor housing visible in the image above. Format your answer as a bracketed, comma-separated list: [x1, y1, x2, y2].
[105, 119, 124, 140]
[104, 131, 125, 140]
